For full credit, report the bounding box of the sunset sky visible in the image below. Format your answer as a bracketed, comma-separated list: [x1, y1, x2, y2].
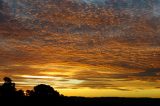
[0, 0, 160, 98]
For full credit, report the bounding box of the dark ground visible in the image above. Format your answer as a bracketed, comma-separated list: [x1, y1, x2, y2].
[1, 97, 160, 106]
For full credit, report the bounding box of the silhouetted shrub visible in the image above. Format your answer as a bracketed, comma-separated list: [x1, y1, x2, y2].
[31, 84, 60, 97]
[26, 90, 34, 96]
[16, 90, 25, 96]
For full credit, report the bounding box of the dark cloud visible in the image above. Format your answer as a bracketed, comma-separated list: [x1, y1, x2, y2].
[74, 81, 114, 89]
[111, 88, 131, 91]
[136, 68, 160, 77]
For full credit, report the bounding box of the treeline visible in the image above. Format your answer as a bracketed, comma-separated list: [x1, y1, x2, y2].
[0, 77, 61, 97]
[0, 77, 160, 106]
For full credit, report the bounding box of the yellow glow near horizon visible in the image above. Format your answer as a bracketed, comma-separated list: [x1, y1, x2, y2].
[3, 62, 159, 98]
[58, 88, 160, 98]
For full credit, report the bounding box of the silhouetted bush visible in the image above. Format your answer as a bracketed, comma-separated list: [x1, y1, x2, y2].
[16, 90, 25, 96]
[31, 84, 60, 97]
[26, 90, 34, 96]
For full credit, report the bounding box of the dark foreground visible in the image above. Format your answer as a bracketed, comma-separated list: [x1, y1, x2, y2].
[0, 77, 159, 106]
[1, 97, 160, 106]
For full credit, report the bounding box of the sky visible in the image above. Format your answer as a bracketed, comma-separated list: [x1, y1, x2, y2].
[0, 0, 160, 98]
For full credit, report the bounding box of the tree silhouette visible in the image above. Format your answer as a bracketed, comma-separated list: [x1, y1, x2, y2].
[0, 77, 60, 97]
[0, 77, 16, 96]
[31, 84, 60, 97]
[26, 90, 34, 96]
[3, 77, 12, 83]
[0, 77, 159, 106]
[16, 89, 25, 96]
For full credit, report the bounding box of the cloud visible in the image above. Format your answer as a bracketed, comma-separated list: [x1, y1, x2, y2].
[136, 68, 160, 77]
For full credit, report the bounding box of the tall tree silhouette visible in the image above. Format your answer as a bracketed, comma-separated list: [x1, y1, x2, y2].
[0, 77, 16, 96]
